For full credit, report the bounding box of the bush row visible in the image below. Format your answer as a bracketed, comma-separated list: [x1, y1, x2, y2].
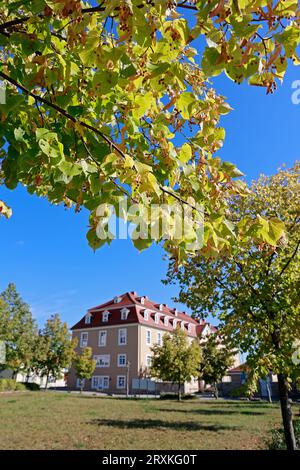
[0, 379, 40, 391]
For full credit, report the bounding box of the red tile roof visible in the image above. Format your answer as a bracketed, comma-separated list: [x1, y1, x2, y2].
[70, 291, 216, 337]
[228, 364, 247, 374]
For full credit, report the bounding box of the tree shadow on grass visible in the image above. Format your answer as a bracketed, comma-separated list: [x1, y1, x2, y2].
[157, 408, 266, 416]
[88, 418, 241, 432]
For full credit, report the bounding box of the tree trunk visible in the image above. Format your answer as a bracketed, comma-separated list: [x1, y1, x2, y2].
[214, 382, 218, 399]
[178, 381, 182, 402]
[277, 373, 297, 450]
[44, 371, 49, 391]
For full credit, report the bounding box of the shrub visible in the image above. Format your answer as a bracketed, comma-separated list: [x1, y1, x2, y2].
[0, 378, 25, 391]
[21, 382, 40, 391]
[15, 382, 26, 391]
[229, 385, 249, 398]
[160, 393, 196, 400]
[268, 420, 300, 450]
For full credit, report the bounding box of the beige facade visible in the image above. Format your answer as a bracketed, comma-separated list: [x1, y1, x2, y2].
[67, 291, 232, 395]
[68, 324, 140, 393]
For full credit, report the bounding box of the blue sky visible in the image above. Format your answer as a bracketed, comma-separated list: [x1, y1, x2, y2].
[0, 9, 299, 327]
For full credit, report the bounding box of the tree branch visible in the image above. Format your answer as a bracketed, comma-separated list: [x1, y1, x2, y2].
[0, 71, 206, 216]
[279, 238, 300, 277]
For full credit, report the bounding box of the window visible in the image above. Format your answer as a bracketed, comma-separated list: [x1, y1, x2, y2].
[157, 332, 162, 346]
[164, 316, 169, 326]
[98, 330, 107, 347]
[146, 329, 151, 345]
[140, 296, 145, 305]
[154, 313, 160, 324]
[92, 376, 109, 389]
[117, 375, 126, 389]
[80, 332, 88, 348]
[159, 304, 163, 311]
[187, 323, 192, 334]
[121, 308, 129, 320]
[114, 296, 122, 303]
[102, 310, 110, 322]
[181, 321, 185, 330]
[94, 354, 110, 367]
[222, 376, 232, 383]
[146, 355, 152, 367]
[118, 328, 127, 345]
[85, 313, 92, 324]
[76, 378, 85, 389]
[143, 309, 149, 321]
[173, 319, 177, 329]
[118, 354, 127, 367]
[174, 308, 178, 316]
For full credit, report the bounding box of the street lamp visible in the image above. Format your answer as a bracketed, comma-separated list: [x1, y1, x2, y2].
[126, 360, 131, 397]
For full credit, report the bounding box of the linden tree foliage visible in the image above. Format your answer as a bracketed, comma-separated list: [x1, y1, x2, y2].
[165, 163, 300, 384]
[150, 326, 201, 400]
[73, 346, 96, 392]
[0, 1, 298, 260]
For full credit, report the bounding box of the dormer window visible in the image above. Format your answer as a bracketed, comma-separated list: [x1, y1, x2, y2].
[181, 321, 185, 330]
[140, 297, 145, 305]
[188, 323, 192, 334]
[143, 309, 150, 321]
[154, 313, 160, 324]
[121, 308, 130, 320]
[164, 316, 169, 326]
[173, 319, 177, 329]
[114, 296, 122, 304]
[102, 310, 110, 322]
[159, 304, 163, 311]
[174, 308, 178, 317]
[85, 313, 92, 325]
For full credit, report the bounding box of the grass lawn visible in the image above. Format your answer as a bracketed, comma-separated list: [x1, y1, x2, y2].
[0, 391, 289, 450]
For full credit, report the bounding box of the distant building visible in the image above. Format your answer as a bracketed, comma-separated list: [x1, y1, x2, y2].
[0, 369, 66, 388]
[67, 291, 241, 394]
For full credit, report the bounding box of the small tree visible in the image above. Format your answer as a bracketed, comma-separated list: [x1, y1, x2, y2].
[73, 347, 96, 393]
[38, 314, 77, 389]
[199, 335, 234, 399]
[151, 328, 201, 401]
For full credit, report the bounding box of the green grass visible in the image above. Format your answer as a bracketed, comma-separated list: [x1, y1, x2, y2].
[0, 391, 290, 450]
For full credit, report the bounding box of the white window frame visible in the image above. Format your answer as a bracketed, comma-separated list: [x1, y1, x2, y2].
[76, 378, 85, 389]
[164, 316, 169, 326]
[154, 313, 160, 324]
[121, 308, 129, 320]
[146, 329, 151, 345]
[94, 354, 110, 368]
[187, 323, 192, 334]
[80, 332, 88, 348]
[85, 313, 92, 324]
[117, 353, 127, 367]
[102, 310, 110, 322]
[117, 375, 126, 389]
[157, 332, 162, 346]
[146, 354, 152, 367]
[92, 375, 109, 389]
[98, 330, 107, 347]
[173, 319, 177, 329]
[118, 328, 127, 346]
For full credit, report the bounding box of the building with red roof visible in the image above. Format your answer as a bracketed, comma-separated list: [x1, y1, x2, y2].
[67, 291, 219, 394]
